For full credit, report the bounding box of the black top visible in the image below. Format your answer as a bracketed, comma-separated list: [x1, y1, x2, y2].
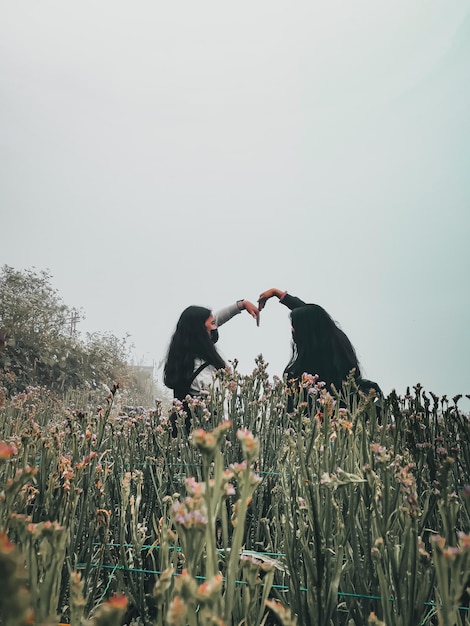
[279, 292, 382, 398]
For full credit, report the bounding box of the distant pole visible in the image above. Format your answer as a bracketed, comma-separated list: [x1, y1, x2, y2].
[70, 310, 80, 337]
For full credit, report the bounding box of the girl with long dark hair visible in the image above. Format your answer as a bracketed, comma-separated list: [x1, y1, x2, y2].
[258, 288, 381, 397]
[164, 300, 259, 401]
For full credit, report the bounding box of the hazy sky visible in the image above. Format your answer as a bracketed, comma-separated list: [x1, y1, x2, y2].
[2, 1, 469, 405]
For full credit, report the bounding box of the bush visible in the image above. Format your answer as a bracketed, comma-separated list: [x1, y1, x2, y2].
[0, 265, 163, 406]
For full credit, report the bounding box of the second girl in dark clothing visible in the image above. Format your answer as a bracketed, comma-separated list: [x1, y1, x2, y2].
[258, 288, 381, 398]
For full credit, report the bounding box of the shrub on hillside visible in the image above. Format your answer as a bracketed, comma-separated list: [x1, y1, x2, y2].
[0, 265, 162, 406]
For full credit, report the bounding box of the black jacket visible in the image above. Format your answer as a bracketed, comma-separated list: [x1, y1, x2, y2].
[279, 292, 382, 398]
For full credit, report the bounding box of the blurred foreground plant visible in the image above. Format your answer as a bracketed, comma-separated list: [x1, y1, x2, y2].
[0, 533, 34, 626]
[431, 532, 470, 626]
[163, 421, 276, 626]
[9, 515, 67, 625]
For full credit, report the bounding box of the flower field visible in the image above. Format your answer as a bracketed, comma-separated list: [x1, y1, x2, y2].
[0, 357, 469, 626]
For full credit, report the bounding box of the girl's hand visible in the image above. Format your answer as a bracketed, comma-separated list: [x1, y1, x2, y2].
[258, 288, 283, 311]
[240, 300, 260, 325]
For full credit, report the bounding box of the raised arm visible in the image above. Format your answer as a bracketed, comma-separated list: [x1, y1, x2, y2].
[258, 288, 306, 311]
[215, 300, 259, 327]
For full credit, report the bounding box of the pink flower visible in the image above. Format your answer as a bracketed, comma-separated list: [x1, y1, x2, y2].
[0, 441, 16, 459]
[237, 429, 259, 461]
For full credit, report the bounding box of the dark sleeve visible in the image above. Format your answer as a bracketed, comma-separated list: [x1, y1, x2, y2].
[280, 293, 307, 311]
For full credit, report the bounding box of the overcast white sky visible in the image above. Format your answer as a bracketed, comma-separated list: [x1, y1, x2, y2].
[1, 1, 469, 405]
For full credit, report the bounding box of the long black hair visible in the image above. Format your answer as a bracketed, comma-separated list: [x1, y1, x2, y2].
[285, 304, 361, 391]
[163, 305, 226, 397]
